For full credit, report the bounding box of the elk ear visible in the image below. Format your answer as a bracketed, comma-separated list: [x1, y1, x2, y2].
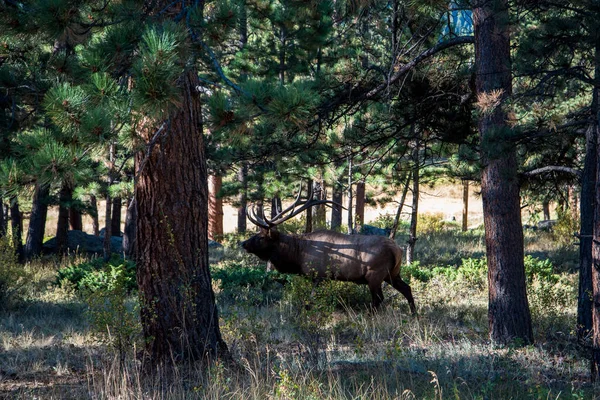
[259, 227, 269, 236]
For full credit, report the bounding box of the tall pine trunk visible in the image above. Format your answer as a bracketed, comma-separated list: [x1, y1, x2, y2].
[10, 198, 23, 262]
[111, 197, 122, 236]
[123, 197, 136, 258]
[208, 175, 224, 241]
[56, 183, 72, 255]
[90, 195, 100, 236]
[237, 164, 248, 234]
[474, 0, 533, 346]
[590, 32, 600, 380]
[25, 183, 49, 259]
[462, 180, 469, 232]
[0, 197, 5, 238]
[578, 125, 596, 341]
[579, 34, 600, 343]
[406, 144, 419, 265]
[69, 209, 82, 231]
[305, 179, 314, 233]
[390, 173, 410, 240]
[331, 180, 343, 231]
[135, 70, 228, 363]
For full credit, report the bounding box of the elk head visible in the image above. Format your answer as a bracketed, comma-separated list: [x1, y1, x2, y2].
[240, 182, 342, 256]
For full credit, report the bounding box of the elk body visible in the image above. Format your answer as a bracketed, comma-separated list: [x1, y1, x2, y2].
[240, 184, 416, 314]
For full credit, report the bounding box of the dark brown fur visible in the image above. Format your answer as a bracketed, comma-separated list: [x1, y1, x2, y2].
[241, 229, 416, 313]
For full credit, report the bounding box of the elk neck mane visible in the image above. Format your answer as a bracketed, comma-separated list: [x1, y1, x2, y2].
[266, 231, 310, 274]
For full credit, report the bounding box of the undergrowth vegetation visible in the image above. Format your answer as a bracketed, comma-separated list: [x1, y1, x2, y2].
[0, 213, 593, 399]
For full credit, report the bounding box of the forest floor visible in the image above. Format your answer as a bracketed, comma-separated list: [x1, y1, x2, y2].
[0, 185, 592, 399]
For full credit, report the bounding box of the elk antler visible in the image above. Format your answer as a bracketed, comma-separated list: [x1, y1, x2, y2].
[246, 181, 346, 229]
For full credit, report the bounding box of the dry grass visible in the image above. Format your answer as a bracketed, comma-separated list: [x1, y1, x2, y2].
[0, 222, 595, 399]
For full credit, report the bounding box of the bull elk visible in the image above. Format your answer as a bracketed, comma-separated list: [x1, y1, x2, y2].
[240, 183, 416, 314]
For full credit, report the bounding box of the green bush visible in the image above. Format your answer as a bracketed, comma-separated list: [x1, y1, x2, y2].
[551, 210, 579, 248]
[56, 255, 137, 292]
[406, 256, 559, 289]
[212, 257, 288, 304]
[418, 212, 450, 235]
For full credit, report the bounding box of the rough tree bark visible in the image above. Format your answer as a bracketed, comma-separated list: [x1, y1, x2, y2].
[208, 174, 224, 241]
[24, 184, 49, 259]
[135, 70, 228, 363]
[474, 0, 533, 346]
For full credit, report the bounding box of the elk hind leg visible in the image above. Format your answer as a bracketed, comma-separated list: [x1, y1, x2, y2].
[368, 281, 384, 310]
[390, 276, 417, 315]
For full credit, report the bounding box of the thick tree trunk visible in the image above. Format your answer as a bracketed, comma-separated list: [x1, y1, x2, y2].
[331, 180, 343, 231]
[579, 126, 596, 341]
[474, 0, 533, 346]
[462, 180, 469, 232]
[355, 182, 365, 229]
[123, 197, 136, 258]
[111, 197, 122, 237]
[10, 199, 23, 262]
[590, 34, 600, 380]
[56, 183, 73, 255]
[24, 184, 49, 259]
[208, 175, 224, 241]
[90, 195, 100, 236]
[69, 209, 82, 231]
[135, 70, 228, 363]
[237, 164, 248, 233]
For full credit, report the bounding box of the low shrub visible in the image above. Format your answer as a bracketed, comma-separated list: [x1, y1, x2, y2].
[83, 262, 141, 359]
[212, 256, 288, 304]
[56, 255, 137, 292]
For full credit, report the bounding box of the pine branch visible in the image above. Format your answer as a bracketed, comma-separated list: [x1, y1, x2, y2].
[522, 166, 581, 179]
